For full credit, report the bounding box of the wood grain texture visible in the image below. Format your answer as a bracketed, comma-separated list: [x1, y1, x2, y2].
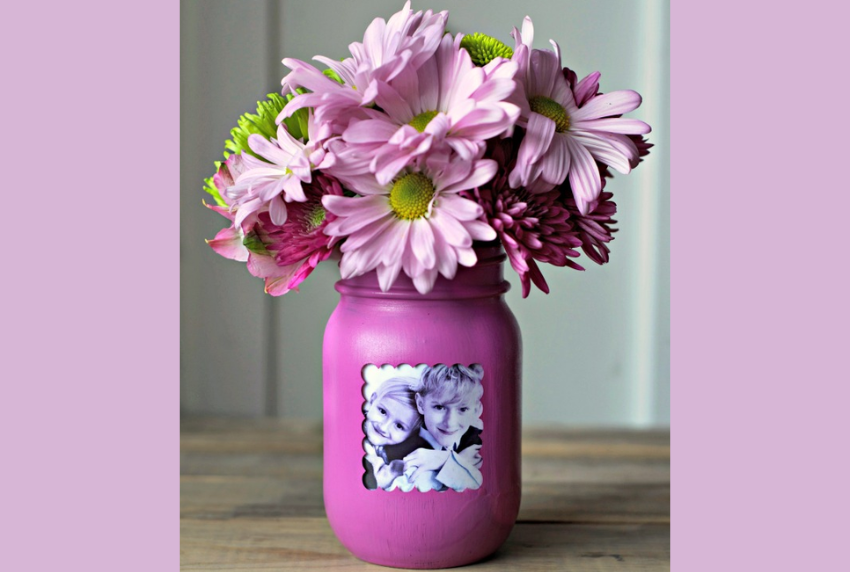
[181, 418, 669, 570]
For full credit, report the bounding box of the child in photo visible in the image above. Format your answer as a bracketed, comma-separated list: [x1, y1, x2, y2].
[401, 364, 484, 492]
[361, 376, 422, 490]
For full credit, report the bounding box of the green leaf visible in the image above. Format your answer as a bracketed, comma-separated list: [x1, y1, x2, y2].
[223, 93, 290, 159]
[243, 231, 270, 256]
[322, 67, 344, 84]
[203, 161, 227, 207]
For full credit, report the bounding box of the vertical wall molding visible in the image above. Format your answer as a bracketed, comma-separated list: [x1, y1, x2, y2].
[630, 0, 670, 426]
[264, 0, 281, 417]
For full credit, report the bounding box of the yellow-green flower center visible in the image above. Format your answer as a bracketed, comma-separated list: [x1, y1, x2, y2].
[306, 205, 326, 230]
[529, 96, 570, 133]
[389, 173, 435, 220]
[409, 110, 439, 133]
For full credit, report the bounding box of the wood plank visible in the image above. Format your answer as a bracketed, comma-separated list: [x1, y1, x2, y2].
[180, 472, 667, 525]
[181, 517, 669, 571]
[180, 419, 670, 569]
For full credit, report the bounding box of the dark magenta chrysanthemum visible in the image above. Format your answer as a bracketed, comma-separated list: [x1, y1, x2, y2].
[564, 187, 618, 265]
[465, 141, 584, 297]
[258, 173, 344, 291]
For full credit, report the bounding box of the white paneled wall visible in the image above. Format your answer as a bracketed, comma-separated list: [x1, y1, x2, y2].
[181, 0, 670, 426]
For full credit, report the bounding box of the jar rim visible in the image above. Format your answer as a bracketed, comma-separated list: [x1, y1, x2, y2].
[335, 245, 510, 300]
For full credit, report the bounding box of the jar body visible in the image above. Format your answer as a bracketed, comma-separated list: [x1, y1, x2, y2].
[322, 247, 522, 569]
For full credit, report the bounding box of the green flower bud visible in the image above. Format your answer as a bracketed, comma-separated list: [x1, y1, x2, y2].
[223, 93, 309, 161]
[460, 33, 513, 66]
[323, 67, 344, 84]
[203, 161, 227, 207]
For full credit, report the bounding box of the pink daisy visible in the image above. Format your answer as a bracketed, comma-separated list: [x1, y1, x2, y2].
[508, 17, 651, 214]
[280, 2, 447, 130]
[225, 115, 335, 229]
[338, 33, 520, 185]
[278, 59, 368, 136]
[314, 1, 448, 100]
[322, 155, 498, 294]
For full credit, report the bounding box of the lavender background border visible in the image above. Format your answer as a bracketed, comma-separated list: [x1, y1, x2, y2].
[4, 1, 848, 570]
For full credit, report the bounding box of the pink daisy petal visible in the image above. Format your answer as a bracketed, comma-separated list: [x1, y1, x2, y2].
[323, 195, 390, 233]
[538, 134, 570, 188]
[375, 81, 414, 123]
[416, 57, 440, 111]
[412, 268, 439, 294]
[423, 112, 451, 138]
[313, 55, 357, 86]
[471, 77, 518, 104]
[523, 114, 557, 165]
[565, 136, 602, 214]
[573, 117, 651, 135]
[589, 131, 640, 164]
[445, 138, 483, 162]
[438, 194, 485, 222]
[573, 71, 601, 107]
[427, 208, 472, 248]
[571, 90, 643, 121]
[343, 118, 399, 143]
[330, 172, 390, 196]
[248, 134, 294, 165]
[410, 219, 436, 269]
[379, 220, 412, 266]
[281, 175, 307, 202]
[269, 196, 288, 225]
[432, 229, 458, 279]
[440, 159, 497, 193]
[464, 219, 498, 242]
[450, 107, 510, 139]
[376, 258, 404, 291]
[339, 215, 396, 252]
[527, 49, 561, 98]
[570, 132, 632, 174]
[456, 247, 477, 267]
[510, 113, 556, 187]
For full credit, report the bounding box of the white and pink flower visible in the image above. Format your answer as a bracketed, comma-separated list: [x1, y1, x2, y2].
[322, 155, 498, 293]
[225, 115, 334, 229]
[315, 1, 448, 97]
[508, 17, 651, 214]
[281, 1, 448, 129]
[336, 33, 520, 185]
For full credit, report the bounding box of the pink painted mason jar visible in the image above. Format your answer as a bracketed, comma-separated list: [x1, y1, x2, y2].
[322, 245, 522, 569]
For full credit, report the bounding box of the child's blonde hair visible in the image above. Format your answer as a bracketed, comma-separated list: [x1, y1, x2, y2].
[368, 376, 422, 427]
[417, 364, 484, 404]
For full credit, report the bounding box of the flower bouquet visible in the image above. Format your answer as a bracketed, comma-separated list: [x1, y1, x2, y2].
[204, 2, 651, 298]
[202, 3, 652, 568]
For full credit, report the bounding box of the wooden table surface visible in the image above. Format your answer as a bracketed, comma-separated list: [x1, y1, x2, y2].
[181, 418, 670, 571]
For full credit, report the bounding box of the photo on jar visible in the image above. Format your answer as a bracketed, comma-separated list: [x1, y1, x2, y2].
[361, 363, 485, 492]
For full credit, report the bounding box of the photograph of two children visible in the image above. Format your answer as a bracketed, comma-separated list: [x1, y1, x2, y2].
[362, 363, 485, 492]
